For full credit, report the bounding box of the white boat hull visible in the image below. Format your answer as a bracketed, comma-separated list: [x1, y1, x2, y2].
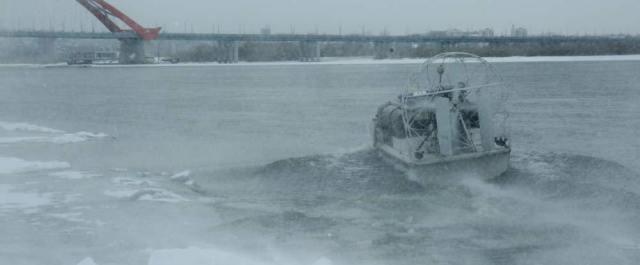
[376, 146, 510, 185]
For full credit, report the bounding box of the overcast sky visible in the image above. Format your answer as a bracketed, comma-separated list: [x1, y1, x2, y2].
[1, 0, 638, 35]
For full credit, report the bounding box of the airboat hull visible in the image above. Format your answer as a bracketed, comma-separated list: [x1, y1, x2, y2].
[376, 145, 510, 185]
[372, 52, 512, 185]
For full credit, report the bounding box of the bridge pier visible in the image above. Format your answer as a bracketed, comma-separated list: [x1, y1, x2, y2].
[119, 39, 146, 64]
[218, 41, 239, 63]
[373, 41, 394, 59]
[299, 41, 320, 62]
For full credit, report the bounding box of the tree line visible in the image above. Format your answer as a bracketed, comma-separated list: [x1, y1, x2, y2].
[2, 38, 640, 63]
[176, 39, 640, 62]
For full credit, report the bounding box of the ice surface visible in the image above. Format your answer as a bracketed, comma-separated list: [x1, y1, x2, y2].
[0, 120, 108, 145]
[77, 257, 98, 265]
[0, 132, 108, 144]
[147, 247, 333, 265]
[0, 156, 70, 174]
[47, 131, 108, 143]
[49, 171, 101, 180]
[112, 176, 155, 186]
[48, 212, 88, 223]
[1, 55, 640, 69]
[104, 188, 187, 203]
[88, 54, 640, 67]
[148, 247, 268, 265]
[0, 121, 64, 133]
[170, 170, 191, 181]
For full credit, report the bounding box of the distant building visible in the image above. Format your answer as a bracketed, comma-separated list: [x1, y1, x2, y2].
[446, 29, 464, 37]
[479, 28, 494, 37]
[511, 26, 528, 37]
[467, 28, 494, 37]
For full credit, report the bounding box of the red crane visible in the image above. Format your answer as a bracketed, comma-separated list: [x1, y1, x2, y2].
[76, 0, 161, 40]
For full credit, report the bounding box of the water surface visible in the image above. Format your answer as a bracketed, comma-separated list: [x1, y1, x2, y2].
[0, 60, 639, 265]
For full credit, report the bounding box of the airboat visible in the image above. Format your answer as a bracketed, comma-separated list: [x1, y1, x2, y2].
[372, 52, 510, 184]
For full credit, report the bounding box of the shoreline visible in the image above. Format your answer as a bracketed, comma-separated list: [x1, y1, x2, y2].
[2, 54, 640, 68]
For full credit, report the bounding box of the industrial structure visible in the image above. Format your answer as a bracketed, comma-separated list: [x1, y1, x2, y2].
[75, 0, 161, 64]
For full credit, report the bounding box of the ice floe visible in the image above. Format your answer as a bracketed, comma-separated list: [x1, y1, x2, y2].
[48, 212, 86, 223]
[0, 120, 109, 145]
[48, 131, 108, 144]
[104, 188, 187, 203]
[170, 170, 197, 186]
[112, 176, 155, 186]
[0, 156, 70, 174]
[170, 170, 191, 181]
[0, 121, 63, 133]
[0, 132, 108, 144]
[76, 257, 98, 265]
[2, 54, 640, 71]
[106, 173, 189, 202]
[49, 171, 101, 180]
[169, 170, 203, 191]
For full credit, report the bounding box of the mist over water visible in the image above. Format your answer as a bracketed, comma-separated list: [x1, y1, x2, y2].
[0, 60, 639, 264]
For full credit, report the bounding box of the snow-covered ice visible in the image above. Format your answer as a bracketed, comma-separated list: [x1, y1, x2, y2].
[112, 176, 155, 186]
[0, 120, 109, 145]
[0, 121, 64, 133]
[104, 188, 188, 203]
[148, 247, 273, 265]
[1, 54, 640, 70]
[0, 156, 70, 174]
[49, 171, 101, 180]
[170, 170, 191, 181]
[48, 212, 88, 223]
[0, 132, 108, 144]
[147, 247, 335, 265]
[76, 257, 98, 265]
[87, 54, 640, 67]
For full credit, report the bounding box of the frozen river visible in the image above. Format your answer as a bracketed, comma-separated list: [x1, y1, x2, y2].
[0, 58, 639, 265]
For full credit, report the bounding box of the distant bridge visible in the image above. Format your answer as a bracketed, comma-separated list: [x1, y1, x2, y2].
[3, 29, 637, 63]
[1, 29, 633, 44]
[4, 0, 639, 64]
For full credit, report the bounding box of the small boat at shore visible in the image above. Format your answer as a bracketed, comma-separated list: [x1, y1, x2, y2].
[372, 52, 510, 184]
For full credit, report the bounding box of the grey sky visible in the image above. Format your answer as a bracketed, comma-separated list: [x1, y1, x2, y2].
[1, 0, 638, 35]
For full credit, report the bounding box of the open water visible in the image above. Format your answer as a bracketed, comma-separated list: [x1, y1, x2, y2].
[0, 59, 639, 265]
